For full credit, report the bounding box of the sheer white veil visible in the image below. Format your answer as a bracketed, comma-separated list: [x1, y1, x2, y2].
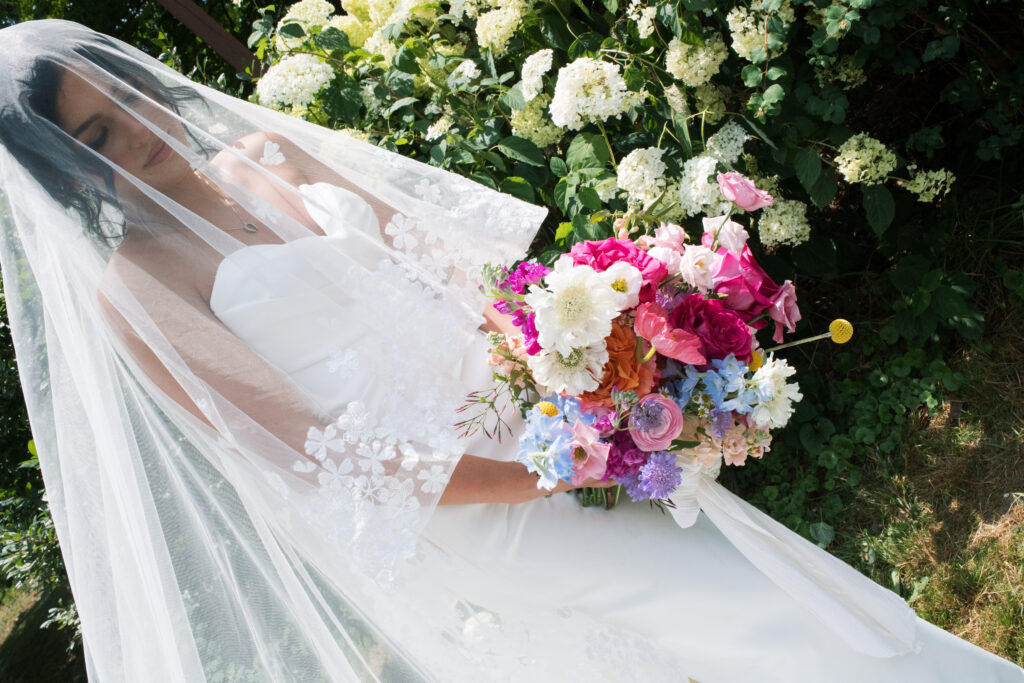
[0, 19, 586, 681]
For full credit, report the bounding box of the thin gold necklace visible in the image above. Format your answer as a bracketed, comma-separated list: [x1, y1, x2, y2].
[194, 171, 259, 234]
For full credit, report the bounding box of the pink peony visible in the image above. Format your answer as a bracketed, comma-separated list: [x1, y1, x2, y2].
[569, 238, 668, 303]
[628, 393, 684, 452]
[717, 172, 773, 212]
[767, 280, 801, 343]
[669, 293, 753, 363]
[569, 420, 611, 485]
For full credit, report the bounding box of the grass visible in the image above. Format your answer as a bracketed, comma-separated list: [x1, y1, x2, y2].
[0, 585, 86, 682]
[839, 300, 1024, 666]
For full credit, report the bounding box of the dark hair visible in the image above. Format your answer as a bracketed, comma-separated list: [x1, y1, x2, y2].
[0, 36, 210, 245]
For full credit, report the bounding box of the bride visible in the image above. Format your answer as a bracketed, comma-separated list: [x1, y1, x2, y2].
[0, 19, 1020, 682]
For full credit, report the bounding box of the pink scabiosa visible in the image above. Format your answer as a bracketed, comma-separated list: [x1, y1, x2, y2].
[568, 238, 669, 303]
[628, 393, 684, 451]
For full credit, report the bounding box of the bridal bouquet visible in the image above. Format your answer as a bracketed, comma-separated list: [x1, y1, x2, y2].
[465, 174, 806, 504]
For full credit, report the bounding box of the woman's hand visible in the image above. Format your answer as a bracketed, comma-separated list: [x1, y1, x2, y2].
[438, 455, 619, 506]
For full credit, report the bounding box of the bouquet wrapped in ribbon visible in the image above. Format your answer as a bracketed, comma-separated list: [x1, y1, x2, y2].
[464, 173, 815, 506]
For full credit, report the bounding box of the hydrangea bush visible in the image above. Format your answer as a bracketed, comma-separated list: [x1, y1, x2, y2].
[246, 0, 1021, 533]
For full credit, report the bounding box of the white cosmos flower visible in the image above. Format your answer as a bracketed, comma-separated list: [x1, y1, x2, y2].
[598, 261, 643, 311]
[526, 341, 609, 395]
[524, 256, 618, 356]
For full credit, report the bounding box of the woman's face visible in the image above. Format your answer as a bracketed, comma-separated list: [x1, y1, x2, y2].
[55, 71, 193, 198]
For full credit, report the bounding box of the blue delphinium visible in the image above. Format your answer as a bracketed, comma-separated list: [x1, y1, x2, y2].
[545, 394, 596, 427]
[638, 451, 684, 499]
[666, 365, 704, 410]
[517, 405, 575, 489]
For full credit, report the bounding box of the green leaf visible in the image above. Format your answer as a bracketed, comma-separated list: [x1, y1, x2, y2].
[392, 45, 419, 74]
[539, 12, 574, 50]
[555, 221, 573, 242]
[386, 96, 419, 116]
[601, 0, 619, 11]
[322, 83, 363, 123]
[278, 22, 306, 39]
[656, 1, 684, 37]
[793, 147, 822, 193]
[741, 65, 763, 88]
[550, 157, 569, 178]
[766, 65, 787, 81]
[568, 32, 604, 60]
[496, 136, 546, 167]
[554, 179, 572, 212]
[809, 168, 837, 209]
[809, 522, 835, 548]
[862, 185, 895, 236]
[762, 83, 785, 106]
[315, 26, 351, 52]
[499, 87, 526, 111]
[566, 133, 610, 169]
[577, 186, 602, 211]
[922, 36, 959, 63]
[499, 177, 535, 203]
[673, 113, 692, 158]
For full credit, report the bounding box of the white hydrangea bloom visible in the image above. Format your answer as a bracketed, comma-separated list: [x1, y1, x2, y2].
[665, 34, 729, 87]
[449, 59, 481, 88]
[364, 28, 398, 61]
[342, 0, 373, 24]
[510, 94, 565, 148]
[693, 84, 726, 124]
[328, 14, 372, 47]
[476, 2, 525, 55]
[835, 133, 897, 185]
[257, 54, 335, 110]
[756, 199, 811, 248]
[449, 0, 482, 20]
[549, 58, 642, 131]
[814, 55, 867, 91]
[677, 155, 730, 217]
[367, 0, 400, 27]
[592, 175, 620, 202]
[275, 0, 335, 50]
[726, 0, 795, 61]
[750, 356, 802, 429]
[525, 256, 619, 356]
[705, 120, 749, 165]
[521, 49, 554, 102]
[627, 1, 658, 39]
[902, 165, 956, 203]
[664, 84, 689, 116]
[426, 115, 453, 141]
[616, 147, 668, 209]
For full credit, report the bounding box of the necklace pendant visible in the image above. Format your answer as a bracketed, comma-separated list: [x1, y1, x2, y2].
[243, 223, 259, 233]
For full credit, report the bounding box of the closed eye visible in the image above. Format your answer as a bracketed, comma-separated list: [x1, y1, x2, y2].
[88, 126, 108, 151]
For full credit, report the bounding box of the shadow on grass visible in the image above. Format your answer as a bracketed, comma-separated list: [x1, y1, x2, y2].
[0, 591, 86, 683]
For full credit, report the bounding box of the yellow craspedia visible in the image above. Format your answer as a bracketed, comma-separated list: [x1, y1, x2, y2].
[829, 319, 854, 344]
[748, 350, 764, 372]
[535, 401, 559, 418]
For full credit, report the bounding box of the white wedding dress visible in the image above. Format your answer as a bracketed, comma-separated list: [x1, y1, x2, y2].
[209, 183, 1024, 682]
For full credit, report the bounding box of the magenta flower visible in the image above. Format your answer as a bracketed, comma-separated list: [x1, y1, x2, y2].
[717, 172, 773, 212]
[569, 238, 668, 303]
[633, 302, 706, 365]
[669, 293, 753, 364]
[502, 261, 550, 294]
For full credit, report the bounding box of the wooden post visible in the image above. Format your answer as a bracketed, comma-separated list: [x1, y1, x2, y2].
[153, 0, 261, 75]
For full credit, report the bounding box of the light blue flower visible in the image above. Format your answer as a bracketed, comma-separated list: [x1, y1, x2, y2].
[516, 407, 575, 489]
[667, 365, 704, 409]
[544, 394, 596, 426]
[711, 355, 748, 394]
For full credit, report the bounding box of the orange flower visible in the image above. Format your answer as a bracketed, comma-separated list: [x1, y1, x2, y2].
[580, 319, 658, 408]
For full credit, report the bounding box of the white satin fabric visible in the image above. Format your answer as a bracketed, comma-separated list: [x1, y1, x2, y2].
[210, 183, 1024, 682]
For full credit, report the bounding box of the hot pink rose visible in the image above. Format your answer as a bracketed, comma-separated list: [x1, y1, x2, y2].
[669, 293, 753, 363]
[628, 394, 684, 452]
[569, 238, 668, 303]
[710, 246, 782, 325]
[767, 280, 801, 343]
[717, 172, 773, 212]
